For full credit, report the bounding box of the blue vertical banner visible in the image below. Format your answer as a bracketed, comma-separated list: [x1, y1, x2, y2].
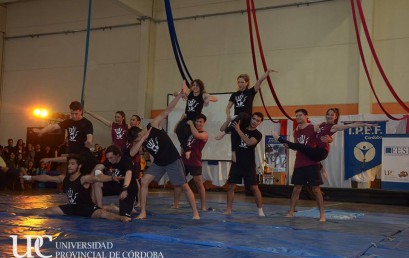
[344, 122, 386, 179]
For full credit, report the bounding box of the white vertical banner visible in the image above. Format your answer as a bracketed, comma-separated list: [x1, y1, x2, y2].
[381, 135, 409, 190]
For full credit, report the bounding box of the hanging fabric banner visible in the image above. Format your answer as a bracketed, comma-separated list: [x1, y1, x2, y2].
[344, 121, 386, 179]
[406, 115, 409, 134]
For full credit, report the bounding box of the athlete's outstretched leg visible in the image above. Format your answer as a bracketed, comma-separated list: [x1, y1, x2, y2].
[272, 132, 328, 161]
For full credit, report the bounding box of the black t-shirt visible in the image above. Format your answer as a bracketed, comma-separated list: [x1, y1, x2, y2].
[143, 124, 180, 166]
[103, 155, 136, 192]
[229, 87, 257, 115]
[58, 117, 93, 154]
[63, 175, 94, 205]
[185, 92, 204, 120]
[233, 127, 262, 168]
[122, 147, 141, 178]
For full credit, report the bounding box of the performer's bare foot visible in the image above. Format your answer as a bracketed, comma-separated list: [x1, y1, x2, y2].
[201, 206, 207, 211]
[223, 210, 232, 215]
[319, 215, 326, 222]
[171, 204, 179, 209]
[136, 213, 147, 220]
[285, 212, 294, 218]
[120, 216, 131, 222]
[192, 211, 200, 220]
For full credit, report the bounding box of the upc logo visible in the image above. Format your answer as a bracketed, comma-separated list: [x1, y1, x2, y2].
[9, 235, 52, 258]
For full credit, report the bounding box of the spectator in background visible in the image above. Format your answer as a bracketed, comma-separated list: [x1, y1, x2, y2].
[25, 160, 36, 176]
[3, 152, 24, 190]
[0, 145, 4, 159]
[33, 144, 43, 168]
[25, 143, 35, 161]
[92, 144, 103, 161]
[43, 145, 54, 158]
[35, 162, 49, 189]
[15, 139, 25, 156]
[4, 139, 15, 156]
[56, 138, 69, 157]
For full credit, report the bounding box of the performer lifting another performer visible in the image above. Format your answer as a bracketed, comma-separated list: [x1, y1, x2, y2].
[174, 79, 217, 158]
[130, 81, 200, 220]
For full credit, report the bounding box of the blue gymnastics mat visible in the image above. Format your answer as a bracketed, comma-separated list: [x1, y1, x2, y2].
[0, 192, 408, 258]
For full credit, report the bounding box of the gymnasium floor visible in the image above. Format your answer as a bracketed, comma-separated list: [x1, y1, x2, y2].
[0, 189, 408, 258]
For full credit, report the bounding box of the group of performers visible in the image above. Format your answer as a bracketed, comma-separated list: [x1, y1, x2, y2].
[10, 70, 375, 223]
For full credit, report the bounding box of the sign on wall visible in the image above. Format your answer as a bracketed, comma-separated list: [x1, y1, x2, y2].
[264, 135, 287, 173]
[344, 122, 386, 179]
[381, 135, 409, 191]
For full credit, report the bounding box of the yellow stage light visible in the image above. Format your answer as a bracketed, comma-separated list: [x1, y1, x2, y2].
[32, 108, 49, 118]
[40, 110, 48, 117]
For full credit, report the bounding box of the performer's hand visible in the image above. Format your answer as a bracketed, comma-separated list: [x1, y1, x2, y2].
[32, 128, 43, 136]
[112, 176, 124, 182]
[266, 68, 278, 73]
[365, 123, 378, 128]
[180, 80, 187, 96]
[320, 135, 333, 143]
[141, 127, 152, 142]
[232, 121, 241, 132]
[40, 158, 50, 164]
[320, 135, 328, 143]
[187, 120, 194, 126]
[119, 190, 128, 200]
[84, 140, 92, 148]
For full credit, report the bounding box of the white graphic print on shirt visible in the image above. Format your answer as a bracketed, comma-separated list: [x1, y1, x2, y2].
[146, 137, 159, 154]
[235, 94, 248, 108]
[112, 168, 121, 177]
[187, 135, 195, 147]
[239, 134, 250, 149]
[187, 99, 199, 112]
[67, 188, 78, 204]
[68, 126, 79, 142]
[114, 127, 126, 140]
[297, 134, 309, 145]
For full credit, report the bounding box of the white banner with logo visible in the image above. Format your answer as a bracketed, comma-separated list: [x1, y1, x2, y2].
[381, 134, 409, 191]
